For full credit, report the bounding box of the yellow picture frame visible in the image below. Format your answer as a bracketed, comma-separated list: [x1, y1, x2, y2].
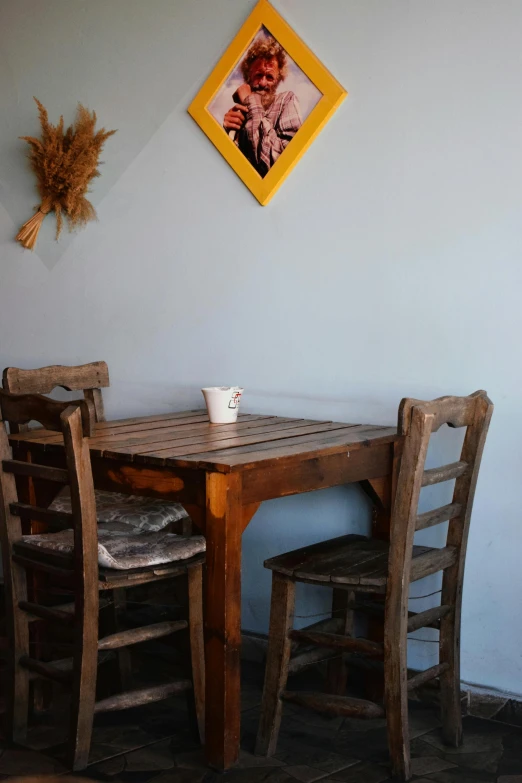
[187, 0, 347, 205]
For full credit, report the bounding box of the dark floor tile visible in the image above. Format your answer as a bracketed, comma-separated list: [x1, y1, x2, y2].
[176, 747, 285, 773]
[152, 770, 210, 783]
[410, 756, 457, 776]
[284, 764, 331, 782]
[495, 727, 522, 777]
[329, 725, 390, 765]
[90, 738, 176, 777]
[0, 747, 66, 776]
[273, 738, 359, 776]
[88, 725, 159, 765]
[419, 717, 505, 774]
[424, 768, 495, 783]
[408, 701, 442, 739]
[87, 753, 127, 778]
[323, 760, 390, 783]
[207, 767, 293, 783]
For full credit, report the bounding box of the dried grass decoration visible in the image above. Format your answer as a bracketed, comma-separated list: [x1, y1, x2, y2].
[16, 98, 116, 250]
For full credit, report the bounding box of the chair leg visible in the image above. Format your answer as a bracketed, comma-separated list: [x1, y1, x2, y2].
[439, 570, 462, 746]
[187, 563, 205, 744]
[68, 588, 99, 771]
[7, 560, 31, 744]
[384, 640, 410, 780]
[326, 589, 354, 695]
[384, 590, 411, 782]
[255, 573, 295, 757]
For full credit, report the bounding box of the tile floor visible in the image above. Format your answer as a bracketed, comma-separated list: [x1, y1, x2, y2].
[0, 659, 521, 783]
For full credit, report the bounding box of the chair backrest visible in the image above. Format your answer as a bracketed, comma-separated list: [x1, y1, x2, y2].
[0, 390, 98, 590]
[386, 390, 493, 625]
[2, 361, 109, 433]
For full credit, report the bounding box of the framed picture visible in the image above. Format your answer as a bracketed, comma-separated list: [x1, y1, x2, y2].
[188, 0, 347, 205]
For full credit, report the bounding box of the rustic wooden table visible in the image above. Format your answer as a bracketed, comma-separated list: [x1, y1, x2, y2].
[10, 409, 399, 771]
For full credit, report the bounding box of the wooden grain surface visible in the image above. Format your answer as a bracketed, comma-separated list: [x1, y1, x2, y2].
[9, 410, 397, 474]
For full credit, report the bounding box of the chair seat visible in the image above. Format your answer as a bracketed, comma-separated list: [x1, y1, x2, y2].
[264, 534, 441, 590]
[49, 486, 190, 532]
[15, 529, 206, 571]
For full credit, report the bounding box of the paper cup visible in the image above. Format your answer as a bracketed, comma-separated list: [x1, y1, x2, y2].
[202, 386, 244, 424]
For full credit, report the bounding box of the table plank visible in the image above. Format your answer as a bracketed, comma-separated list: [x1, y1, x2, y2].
[8, 413, 219, 446]
[170, 426, 398, 472]
[8, 413, 270, 451]
[135, 422, 350, 465]
[97, 417, 304, 460]
[8, 410, 211, 445]
[89, 413, 269, 440]
[94, 409, 208, 429]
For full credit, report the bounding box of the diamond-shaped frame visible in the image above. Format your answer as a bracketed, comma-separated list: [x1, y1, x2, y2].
[188, 0, 347, 205]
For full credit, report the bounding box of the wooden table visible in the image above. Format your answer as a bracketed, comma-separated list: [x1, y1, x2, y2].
[10, 410, 399, 770]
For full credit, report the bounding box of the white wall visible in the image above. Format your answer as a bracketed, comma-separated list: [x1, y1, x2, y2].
[1, 0, 521, 695]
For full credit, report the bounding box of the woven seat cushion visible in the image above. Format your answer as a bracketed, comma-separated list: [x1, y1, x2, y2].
[19, 529, 206, 571]
[49, 487, 189, 533]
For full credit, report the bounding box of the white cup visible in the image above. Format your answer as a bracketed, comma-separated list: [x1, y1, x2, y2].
[202, 386, 244, 424]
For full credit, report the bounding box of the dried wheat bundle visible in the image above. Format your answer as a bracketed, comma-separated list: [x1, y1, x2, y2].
[16, 98, 116, 250]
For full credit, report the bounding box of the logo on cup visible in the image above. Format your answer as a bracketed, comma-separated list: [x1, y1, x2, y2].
[229, 391, 242, 409]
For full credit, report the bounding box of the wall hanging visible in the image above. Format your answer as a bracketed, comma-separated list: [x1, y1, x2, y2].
[16, 98, 116, 251]
[188, 0, 347, 205]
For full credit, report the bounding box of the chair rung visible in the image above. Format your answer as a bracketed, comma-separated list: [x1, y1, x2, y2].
[98, 620, 187, 651]
[416, 503, 462, 531]
[407, 604, 453, 634]
[24, 597, 112, 623]
[19, 600, 75, 625]
[282, 691, 385, 719]
[298, 616, 344, 637]
[289, 629, 383, 657]
[288, 647, 339, 675]
[12, 554, 74, 581]
[19, 655, 73, 684]
[22, 650, 115, 683]
[3, 460, 68, 483]
[10, 503, 73, 530]
[407, 662, 449, 691]
[94, 680, 192, 713]
[410, 546, 457, 582]
[422, 461, 469, 487]
[13, 555, 75, 582]
[355, 601, 450, 633]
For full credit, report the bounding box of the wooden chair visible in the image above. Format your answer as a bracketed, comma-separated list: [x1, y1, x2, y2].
[3, 362, 193, 694]
[0, 390, 205, 771]
[255, 391, 493, 780]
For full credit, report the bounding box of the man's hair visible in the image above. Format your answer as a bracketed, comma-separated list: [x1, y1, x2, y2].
[240, 36, 288, 83]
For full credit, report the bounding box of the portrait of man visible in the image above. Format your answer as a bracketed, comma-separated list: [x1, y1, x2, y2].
[209, 27, 322, 179]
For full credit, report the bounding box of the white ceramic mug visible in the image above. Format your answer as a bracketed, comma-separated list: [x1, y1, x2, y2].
[201, 386, 244, 424]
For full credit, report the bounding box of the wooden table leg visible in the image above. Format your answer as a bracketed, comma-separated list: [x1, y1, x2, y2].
[204, 471, 242, 771]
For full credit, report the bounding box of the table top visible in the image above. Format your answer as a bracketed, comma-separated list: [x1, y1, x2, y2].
[9, 410, 398, 473]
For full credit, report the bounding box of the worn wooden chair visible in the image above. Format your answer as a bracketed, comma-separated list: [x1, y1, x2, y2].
[3, 362, 194, 693]
[2, 362, 191, 535]
[255, 391, 493, 780]
[0, 390, 205, 771]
